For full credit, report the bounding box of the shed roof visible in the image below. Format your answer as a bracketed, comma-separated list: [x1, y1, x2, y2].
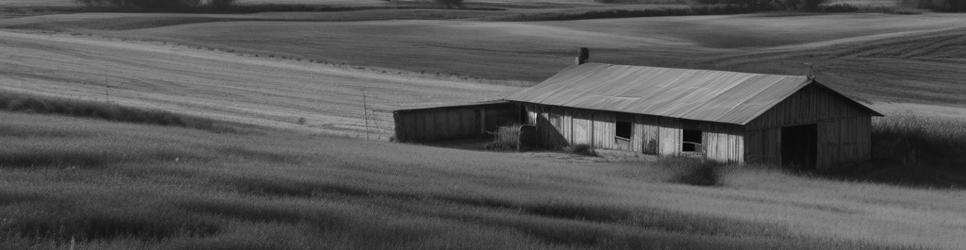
[507, 63, 880, 125]
[394, 100, 512, 113]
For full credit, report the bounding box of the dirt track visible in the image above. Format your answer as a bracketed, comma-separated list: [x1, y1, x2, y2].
[0, 30, 516, 138]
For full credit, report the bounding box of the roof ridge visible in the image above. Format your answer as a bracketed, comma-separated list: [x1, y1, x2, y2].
[583, 62, 807, 78]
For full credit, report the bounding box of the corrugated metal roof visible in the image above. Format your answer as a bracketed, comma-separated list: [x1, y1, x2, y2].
[394, 100, 512, 113]
[507, 63, 879, 125]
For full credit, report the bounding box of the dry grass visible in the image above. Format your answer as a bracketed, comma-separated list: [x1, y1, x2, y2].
[1, 110, 964, 249]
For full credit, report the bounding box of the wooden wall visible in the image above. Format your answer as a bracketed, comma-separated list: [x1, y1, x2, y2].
[744, 84, 873, 169]
[523, 103, 746, 163]
[699, 123, 745, 163]
[816, 116, 871, 169]
[394, 103, 516, 142]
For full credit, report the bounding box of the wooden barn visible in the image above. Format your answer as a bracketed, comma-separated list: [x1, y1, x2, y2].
[394, 56, 881, 170]
[507, 62, 881, 170]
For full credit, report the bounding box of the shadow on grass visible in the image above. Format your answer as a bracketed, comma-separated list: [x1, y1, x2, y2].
[216, 146, 305, 164]
[0, 149, 209, 169]
[177, 199, 311, 224]
[0, 191, 42, 206]
[0, 198, 221, 242]
[212, 173, 801, 243]
[0, 124, 90, 138]
[0, 91, 242, 134]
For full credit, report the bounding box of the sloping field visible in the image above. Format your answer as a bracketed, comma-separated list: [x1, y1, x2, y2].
[4, 13, 962, 106]
[3, 111, 966, 249]
[0, 30, 515, 137]
[0, 0, 77, 7]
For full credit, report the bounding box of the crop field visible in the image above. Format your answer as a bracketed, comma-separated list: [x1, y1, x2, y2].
[1, 111, 966, 249]
[0, 29, 515, 138]
[2, 12, 964, 106]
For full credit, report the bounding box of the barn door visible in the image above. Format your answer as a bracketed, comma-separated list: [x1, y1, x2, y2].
[781, 124, 817, 170]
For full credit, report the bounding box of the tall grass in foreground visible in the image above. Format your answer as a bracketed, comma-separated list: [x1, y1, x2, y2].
[0, 112, 936, 249]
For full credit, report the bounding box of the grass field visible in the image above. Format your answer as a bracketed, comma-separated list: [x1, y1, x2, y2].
[2, 111, 966, 249]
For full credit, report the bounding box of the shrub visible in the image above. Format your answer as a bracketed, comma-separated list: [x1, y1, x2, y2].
[209, 0, 236, 10]
[818, 3, 859, 12]
[563, 144, 597, 157]
[433, 0, 464, 8]
[483, 140, 517, 151]
[75, 0, 236, 10]
[657, 157, 722, 186]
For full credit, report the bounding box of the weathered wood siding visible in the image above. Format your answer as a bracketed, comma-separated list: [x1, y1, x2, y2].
[523, 103, 746, 163]
[744, 84, 873, 169]
[525, 104, 632, 150]
[699, 123, 745, 163]
[518, 87, 874, 168]
[658, 118, 681, 155]
[816, 116, 871, 169]
[636, 116, 660, 154]
[394, 103, 516, 142]
[592, 113, 616, 149]
[572, 111, 593, 145]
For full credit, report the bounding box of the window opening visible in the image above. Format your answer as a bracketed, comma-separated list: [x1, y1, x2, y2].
[682, 129, 702, 152]
[616, 120, 632, 140]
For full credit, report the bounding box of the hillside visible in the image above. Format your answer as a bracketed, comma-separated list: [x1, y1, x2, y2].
[0, 29, 515, 138]
[3, 111, 966, 249]
[2, 12, 963, 107]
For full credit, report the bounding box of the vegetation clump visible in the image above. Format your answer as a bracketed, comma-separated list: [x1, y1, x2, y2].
[433, 0, 465, 9]
[75, 0, 237, 10]
[563, 144, 597, 156]
[657, 157, 722, 186]
[0, 91, 235, 133]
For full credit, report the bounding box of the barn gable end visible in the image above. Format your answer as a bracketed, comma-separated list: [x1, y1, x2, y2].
[744, 83, 878, 170]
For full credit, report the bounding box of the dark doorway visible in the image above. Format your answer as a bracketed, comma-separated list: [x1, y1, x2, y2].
[519, 106, 529, 125]
[781, 124, 817, 170]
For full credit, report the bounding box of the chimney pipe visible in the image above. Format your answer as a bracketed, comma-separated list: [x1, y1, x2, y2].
[576, 47, 589, 65]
